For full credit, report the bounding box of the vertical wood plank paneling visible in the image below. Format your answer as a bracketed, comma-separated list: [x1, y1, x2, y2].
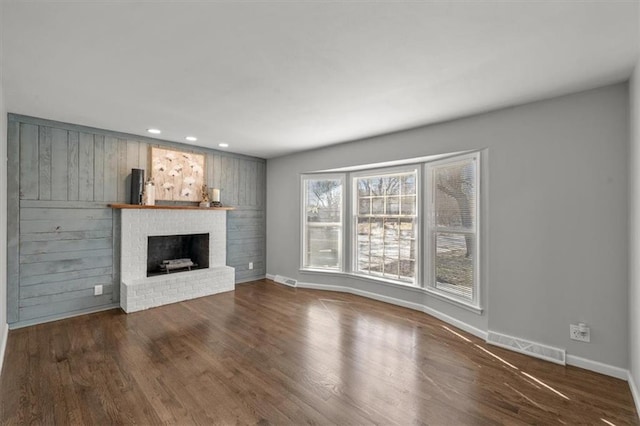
[67, 131, 80, 201]
[213, 154, 222, 191]
[126, 140, 139, 172]
[117, 139, 127, 202]
[227, 157, 237, 206]
[249, 160, 258, 207]
[38, 127, 52, 200]
[103, 136, 118, 202]
[235, 158, 243, 206]
[238, 159, 247, 206]
[19, 123, 39, 200]
[206, 153, 214, 189]
[220, 156, 230, 205]
[94, 135, 105, 201]
[233, 158, 240, 206]
[7, 121, 21, 323]
[257, 161, 266, 206]
[79, 133, 95, 201]
[138, 142, 148, 172]
[50, 128, 69, 200]
[238, 160, 251, 206]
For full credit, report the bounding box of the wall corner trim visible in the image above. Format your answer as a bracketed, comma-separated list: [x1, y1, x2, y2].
[627, 370, 640, 419]
[565, 354, 629, 380]
[0, 323, 9, 375]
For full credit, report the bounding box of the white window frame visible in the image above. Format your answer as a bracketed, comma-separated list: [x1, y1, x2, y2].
[300, 174, 346, 272]
[425, 152, 481, 309]
[351, 165, 421, 286]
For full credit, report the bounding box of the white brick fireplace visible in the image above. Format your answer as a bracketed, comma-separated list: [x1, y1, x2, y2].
[117, 207, 235, 313]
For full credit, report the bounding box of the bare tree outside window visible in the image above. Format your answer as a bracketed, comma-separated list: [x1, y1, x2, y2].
[303, 178, 343, 270]
[431, 157, 478, 300]
[355, 171, 417, 283]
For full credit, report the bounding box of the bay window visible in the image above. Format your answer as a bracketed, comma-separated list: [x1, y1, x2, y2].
[300, 151, 481, 310]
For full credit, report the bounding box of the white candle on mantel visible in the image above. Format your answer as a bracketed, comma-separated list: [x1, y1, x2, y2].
[212, 188, 221, 202]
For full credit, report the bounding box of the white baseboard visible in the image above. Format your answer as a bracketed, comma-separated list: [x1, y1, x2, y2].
[295, 280, 487, 340]
[628, 371, 640, 418]
[0, 322, 8, 375]
[565, 354, 629, 380]
[236, 275, 266, 284]
[265, 275, 631, 384]
[9, 303, 120, 329]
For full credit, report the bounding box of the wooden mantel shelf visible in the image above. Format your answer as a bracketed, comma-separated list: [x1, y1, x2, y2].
[109, 203, 234, 211]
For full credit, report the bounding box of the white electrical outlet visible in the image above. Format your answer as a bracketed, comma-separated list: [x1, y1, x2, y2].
[249, 262, 254, 270]
[570, 324, 590, 342]
[94, 285, 103, 296]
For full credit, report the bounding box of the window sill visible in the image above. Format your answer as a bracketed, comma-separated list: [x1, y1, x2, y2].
[298, 269, 483, 315]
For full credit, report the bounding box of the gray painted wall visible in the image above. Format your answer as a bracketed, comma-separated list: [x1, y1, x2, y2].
[7, 114, 266, 327]
[629, 56, 640, 402]
[267, 84, 630, 369]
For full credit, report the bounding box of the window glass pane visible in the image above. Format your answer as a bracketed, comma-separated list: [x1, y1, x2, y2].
[385, 176, 400, 195]
[370, 218, 384, 250]
[306, 225, 340, 269]
[399, 218, 416, 281]
[369, 178, 385, 196]
[383, 218, 400, 278]
[371, 197, 384, 215]
[369, 256, 384, 274]
[358, 179, 370, 197]
[303, 177, 343, 271]
[401, 196, 415, 215]
[435, 232, 474, 299]
[357, 217, 371, 252]
[354, 170, 418, 284]
[386, 196, 400, 215]
[401, 174, 416, 195]
[434, 160, 476, 230]
[306, 179, 342, 224]
[358, 198, 370, 215]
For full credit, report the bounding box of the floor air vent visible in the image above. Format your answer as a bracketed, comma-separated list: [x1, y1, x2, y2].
[274, 275, 297, 287]
[487, 331, 566, 365]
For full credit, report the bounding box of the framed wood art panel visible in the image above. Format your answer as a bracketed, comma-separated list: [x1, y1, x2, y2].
[151, 146, 205, 202]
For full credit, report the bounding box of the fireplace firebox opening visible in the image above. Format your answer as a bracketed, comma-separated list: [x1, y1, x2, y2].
[147, 233, 210, 277]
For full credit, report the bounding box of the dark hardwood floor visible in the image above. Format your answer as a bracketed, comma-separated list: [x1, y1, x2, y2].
[0, 279, 637, 425]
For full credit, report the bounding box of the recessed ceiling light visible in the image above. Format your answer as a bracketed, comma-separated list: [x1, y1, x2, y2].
[218, 143, 229, 148]
[185, 136, 197, 142]
[147, 128, 161, 134]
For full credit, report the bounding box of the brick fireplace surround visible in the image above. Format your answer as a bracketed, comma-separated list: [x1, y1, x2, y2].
[115, 206, 235, 313]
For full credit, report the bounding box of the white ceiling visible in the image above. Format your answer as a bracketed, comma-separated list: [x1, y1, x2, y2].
[2, 1, 638, 159]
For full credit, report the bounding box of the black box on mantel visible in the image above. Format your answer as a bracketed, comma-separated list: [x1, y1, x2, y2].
[130, 168, 144, 205]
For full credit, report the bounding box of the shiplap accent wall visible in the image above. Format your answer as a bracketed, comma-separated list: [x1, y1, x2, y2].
[7, 114, 266, 327]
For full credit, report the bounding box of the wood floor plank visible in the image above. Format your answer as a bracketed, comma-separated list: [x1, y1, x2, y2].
[0, 279, 637, 425]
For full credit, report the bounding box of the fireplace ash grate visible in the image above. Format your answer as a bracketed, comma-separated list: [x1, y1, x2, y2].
[160, 258, 197, 273]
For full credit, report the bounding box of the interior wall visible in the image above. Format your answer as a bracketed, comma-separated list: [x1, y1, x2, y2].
[6, 114, 266, 328]
[629, 53, 640, 408]
[266, 83, 629, 369]
[0, 0, 8, 370]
